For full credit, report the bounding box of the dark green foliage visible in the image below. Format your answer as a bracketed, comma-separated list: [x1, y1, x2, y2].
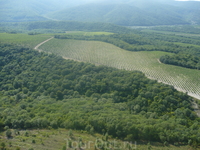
[1, 142, 6, 149]
[6, 129, 12, 138]
[62, 145, 66, 150]
[32, 140, 36, 144]
[160, 54, 200, 70]
[151, 25, 200, 34]
[0, 44, 199, 145]
[0, 21, 135, 34]
[0, 119, 4, 132]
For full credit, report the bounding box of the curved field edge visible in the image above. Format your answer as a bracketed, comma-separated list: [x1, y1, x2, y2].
[39, 38, 200, 100]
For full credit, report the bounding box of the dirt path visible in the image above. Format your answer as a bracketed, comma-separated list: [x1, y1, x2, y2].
[34, 37, 54, 51]
[157, 59, 162, 64]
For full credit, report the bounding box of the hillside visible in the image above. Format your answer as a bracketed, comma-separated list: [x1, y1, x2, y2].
[0, 0, 84, 22]
[45, 0, 200, 26]
[0, 0, 200, 25]
[0, 129, 196, 150]
[0, 21, 135, 34]
[39, 38, 200, 100]
[0, 43, 200, 148]
[49, 3, 188, 26]
[0, 0, 50, 22]
[1, 30, 200, 100]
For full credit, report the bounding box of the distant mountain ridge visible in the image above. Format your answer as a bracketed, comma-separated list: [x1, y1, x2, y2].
[50, 3, 187, 26]
[0, 0, 200, 26]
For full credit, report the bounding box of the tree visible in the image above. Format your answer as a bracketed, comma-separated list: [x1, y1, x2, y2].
[6, 129, 12, 138]
[1, 142, 6, 149]
[56, 90, 63, 100]
[0, 119, 4, 132]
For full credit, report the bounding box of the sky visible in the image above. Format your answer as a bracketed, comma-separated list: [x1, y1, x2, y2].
[176, 0, 200, 1]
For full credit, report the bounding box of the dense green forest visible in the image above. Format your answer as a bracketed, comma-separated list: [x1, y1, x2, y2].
[0, 21, 135, 34]
[0, 43, 200, 147]
[160, 54, 200, 70]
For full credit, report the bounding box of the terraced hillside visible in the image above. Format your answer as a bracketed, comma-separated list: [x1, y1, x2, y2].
[39, 38, 200, 100]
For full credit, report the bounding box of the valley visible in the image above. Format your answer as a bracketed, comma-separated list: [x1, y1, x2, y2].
[1, 0, 200, 148]
[0, 28, 200, 149]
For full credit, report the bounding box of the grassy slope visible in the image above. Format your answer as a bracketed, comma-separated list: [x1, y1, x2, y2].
[0, 33, 52, 48]
[65, 31, 114, 36]
[0, 129, 193, 150]
[39, 38, 200, 100]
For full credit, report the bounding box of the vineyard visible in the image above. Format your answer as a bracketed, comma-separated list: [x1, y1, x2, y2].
[39, 38, 200, 100]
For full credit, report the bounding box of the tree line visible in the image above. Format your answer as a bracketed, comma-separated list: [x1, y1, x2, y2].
[160, 54, 200, 70]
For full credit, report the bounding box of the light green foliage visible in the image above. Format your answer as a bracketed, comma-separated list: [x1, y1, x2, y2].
[0, 33, 52, 48]
[0, 129, 191, 150]
[65, 31, 113, 36]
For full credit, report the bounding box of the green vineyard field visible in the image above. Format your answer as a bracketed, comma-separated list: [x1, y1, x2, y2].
[39, 38, 200, 100]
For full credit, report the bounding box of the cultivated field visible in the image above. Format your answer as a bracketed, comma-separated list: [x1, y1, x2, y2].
[0, 33, 52, 48]
[39, 38, 200, 100]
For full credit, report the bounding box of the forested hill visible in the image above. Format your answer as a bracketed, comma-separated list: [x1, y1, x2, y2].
[0, 21, 135, 34]
[1, 0, 200, 26]
[49, 3, 189, 26]
[0, 43, 200, 146]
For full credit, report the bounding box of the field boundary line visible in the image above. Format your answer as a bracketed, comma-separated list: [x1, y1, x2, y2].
[34, 37, 54, 51]
[157, 59, 162, 64]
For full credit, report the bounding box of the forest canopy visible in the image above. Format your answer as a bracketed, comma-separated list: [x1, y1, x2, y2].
[0, 43, 200, 146]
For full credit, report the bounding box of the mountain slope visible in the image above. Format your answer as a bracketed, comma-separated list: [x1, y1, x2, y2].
[48, 2, 189, 26]
[49, 4, 161, 26]
[0, 0, 199, 25]
[0, 0, 103, 22]
[0, 43, 200, 147]
[0, 0, 51, 22]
